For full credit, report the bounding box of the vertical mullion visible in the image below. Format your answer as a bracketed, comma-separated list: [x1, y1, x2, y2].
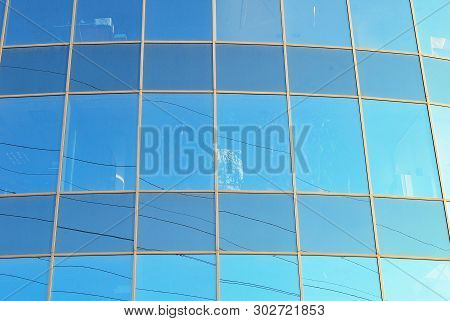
[345, 0, 386, 301]
[0, 0, 10, 64]
[46, 0, 78, 301]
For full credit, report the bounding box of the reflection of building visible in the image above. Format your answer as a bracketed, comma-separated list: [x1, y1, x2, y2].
[77, 18, 128, 41]
[217, 149, 243, 190]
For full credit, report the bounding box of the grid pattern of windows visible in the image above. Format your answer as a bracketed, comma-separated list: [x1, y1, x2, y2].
[0, 0, 449, 302]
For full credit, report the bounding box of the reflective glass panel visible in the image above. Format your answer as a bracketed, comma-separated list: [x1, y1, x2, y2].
[363, 100, 441, 197]
[431, 105, 450, 197]
[0, 2, 4, 39]
[424, 57, 450, 105]
[62, 94, 138, 192]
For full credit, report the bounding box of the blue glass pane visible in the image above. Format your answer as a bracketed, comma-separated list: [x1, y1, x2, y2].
[0, 257, 49, 301]
[298, 195, 375, 254]
[217, 0, 282, 42]
[381, 258, 450, 301]
[70, 44, 140, 92]
[56, 194, 135, 253]
[52, 255, 132, 301]
[146, 0, 211, 40]
[0, 46, 68, 95]
[217, 94, 292, 190]
[0, 2, 4, 40]
[5, 0, 73, 45]
[284, 0, 350, 46]
[288, 47, 356, 95]
[75, 0, 142, 41]
[363, 100, 441, 197]
[357, 51, 425, 101]
[424, 57, 450, 105]
[136, 255, 216, 301]
[413, 0, 450, 58]
[143, 44, 212, 90]
[0, 196, 55, 255]
[375, 198, 449, 258]
[0, 96, 64, 194]
[292, 97, 368, 193]
[431, 106, 450, 197]
[302, 256, 381, 301]
[217, 44, 286, 92]
[220, 255, 299, 301]
[138, 193, 215, 251]
[140, 94, 214, 190]
[62, 94, 138, 192]
[350, 0, 417, 52]
[219, 193, 296, 252]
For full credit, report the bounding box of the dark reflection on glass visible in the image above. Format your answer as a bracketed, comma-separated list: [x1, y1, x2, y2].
[0, 196, 55, 255]
[424, 57, 450, 105]
[75, 0, 142, 42]
[138, 193, 215, 251]
[56, 193, 135, 253]
[0, 46, 68, 95]
[136, 255, 216, 301]
[62, 94, 138, 192]
[0, 96, 64, 194]
[219, 193, 296, 252]
[52, 255, 132, 301]
[431, 106, 450, 197]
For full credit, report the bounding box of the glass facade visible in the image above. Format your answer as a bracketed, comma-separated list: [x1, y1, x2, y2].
[0, 0, 449, 302]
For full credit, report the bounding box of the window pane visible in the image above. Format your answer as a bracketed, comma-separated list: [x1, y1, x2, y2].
[298, 195, 375, 255]
[381, 258, 450, 301]
[219, 193, 296, 252]
[0, 46, 68, 95]
[288, 47, 356, 95]
[140, 94, 214, 190]
[70, 44, 140, 92]
[357, 51, 425, 101]
[292, 97, 368, 193]
[56, 194, 135, 253]
[375, 198, 449, 258]
[284, 0, 350, 46]
[138, 193, 215, 251]
[62, 94, 138, 192]
[146, 0, 211, 40]
[75, 0, 142, 41]
[5, 0, 73, 45]
[0, 2, 4, 40]
[0, 96, 64, 194]
[0, 196, 55, 255]
[52, 255, 132, 301]
[431, 106, 450, 198]
[217, 44, 285, 92]
[413, 0, 450, 58]
[0, 257, 49, 301]
[424, 57, 450, 105]
[301, 256, 381, 301]
[136, 255, 216, 301]
[220, 255, 299, 301]
[363, 100, 441, 197]
[350, 0, 417, 52]
[143, 44, 212, 90]
[216, 0, 282, 42]
[217, 94, 292, 190]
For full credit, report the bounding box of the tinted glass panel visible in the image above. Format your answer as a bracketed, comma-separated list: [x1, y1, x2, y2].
[220, 255, 299, 301]
[431, 105, 450, 197]
[302, 256, 381, 301]
[138, 193, 215, 251]
[136, 255, 216, 301]
[62, 94, 138, 192]
[363, 100, 441, 197]
[0, 96, 64, 194]
[0, 196, 55, 255]
[424, 57, 450, 105]
[146, 0, 211, 40]
[219, 193, 296, 252]
[75, 0, 142, 41]
[217, 44, 285, 92]
[56, 194, 135, 253]
[0, 46, 68, 95]
[143, 44, 212, 90]
[70, 44, 140, 92]
[52, 255, 132, 301]
[292, 97, 368, 193]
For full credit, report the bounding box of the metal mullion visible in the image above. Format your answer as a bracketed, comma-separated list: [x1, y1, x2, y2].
[0, 0, 10, 64]
[421, 53, 450, 62]
[3, 42, 70, 49]
[360, 96, 426, 105]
